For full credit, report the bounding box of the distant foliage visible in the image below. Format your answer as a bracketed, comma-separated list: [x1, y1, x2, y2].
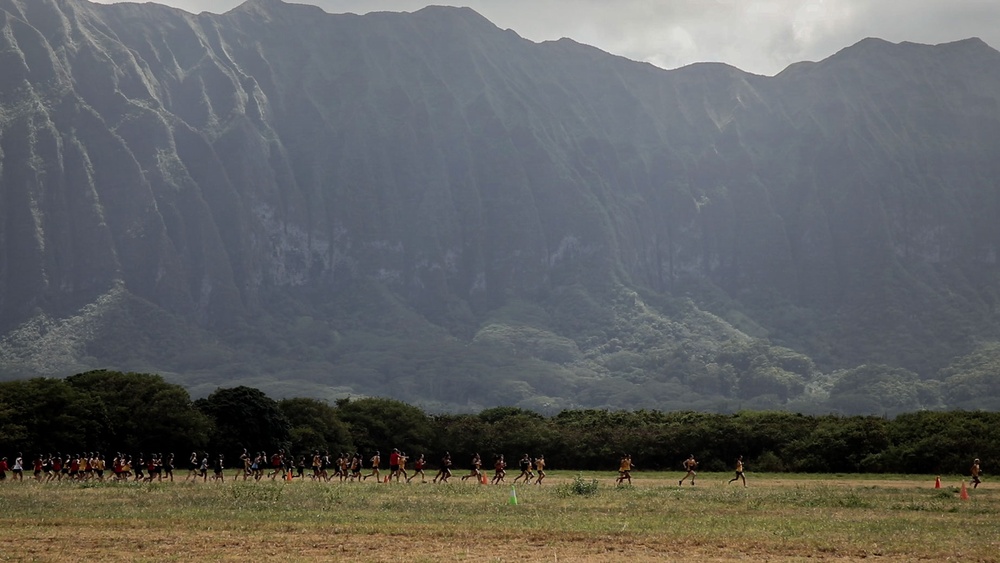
[334, 397, 435, 456]
[0, 373, 997, 476]
[195, 386, 292, 458]
[939, 343, 1000, 410]
[279, 397, 354, 455]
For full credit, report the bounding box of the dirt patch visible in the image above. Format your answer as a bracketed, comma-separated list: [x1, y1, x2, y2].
[0, 523, 929, 562]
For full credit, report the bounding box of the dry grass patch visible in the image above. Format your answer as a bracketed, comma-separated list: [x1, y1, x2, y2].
[0, 472, 996, 561]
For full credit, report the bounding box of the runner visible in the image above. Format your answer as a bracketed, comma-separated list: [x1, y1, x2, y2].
[186, 451, 200, 481]
[122, 455, 134, 480]
[461, 453, 482, 482]
[396, 451, 409, 483]
[84, 453, 95, 481]
[971, 458, 983, 488]
[311, 451, 323, 480]
[133, 453, 144, 482]
[296, 455, 306, 480]
[212, 454, 225, 481]
[50, 454, 63, 482]
[143, 454, 158, 483]
[334, 452, 347, 482]
[533, 455, 546, 485]
[95, 453, 107, 481]
[32, 455, 43, 481]
[66, 454, 78, 481]
[268, 450, 284, 480]
[42, 454, 54, 482]
[252, 452, 265, 481]
[199, 453, 209, 482]
[388, 449, 401, 482]
[512, 454, 533, 484]
[433, 452, 453, 483]
[407, 454, 427, 483]
[350, 453, 363, 482]
[491, 454, 506, 485]
[40, 454, 52, 481]
[679, 454, 698, 486]
[236, 449, 251, 481]
[616, 454, 633, 485]
[116, 454, 129, 481]
[160, 453, 174, 483]
[728, 455, 746, 487]
[363, 451, 381, 482]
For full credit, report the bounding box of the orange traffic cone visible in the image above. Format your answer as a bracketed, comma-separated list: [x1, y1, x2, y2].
[384, 475, 389, 483]
[480, 472, 488, 485]
[934, 476, 941, 489]
[960, 480, 970, 500]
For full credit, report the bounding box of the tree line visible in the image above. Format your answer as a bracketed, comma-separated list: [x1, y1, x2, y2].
[0, 370, 993, 475]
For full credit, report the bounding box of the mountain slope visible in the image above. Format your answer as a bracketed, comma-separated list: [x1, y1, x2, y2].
[1, 0, 999, 412]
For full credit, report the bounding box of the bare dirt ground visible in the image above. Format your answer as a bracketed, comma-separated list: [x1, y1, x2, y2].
[1, 524, 929, 562]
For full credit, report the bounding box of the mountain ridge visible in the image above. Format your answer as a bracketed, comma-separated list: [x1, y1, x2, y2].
[2, 0, 1000, 413]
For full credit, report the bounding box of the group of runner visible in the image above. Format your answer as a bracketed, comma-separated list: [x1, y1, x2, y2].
[0, 448, 550, 485]
[0, 449, 983, 488]
[439, 452, 546, 485]
[177, 449, 549, 485]
[616, 454, 985, 489]
[615, 453, 747, 487]
[173, 449, 420, 483]
[0, 452, 182, 482]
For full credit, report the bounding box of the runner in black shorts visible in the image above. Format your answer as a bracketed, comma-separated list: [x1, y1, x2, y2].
[163, 453, 174, 482]
[433, 452, 453, 483]
[512, 454, 533, 484]
[186, 452, 199, 481]
[12, 453, 24, 481]
[461, 453, 482, 482]
[212, 454, 224, 481]
[351, 453, 363, 481]
[407, 454, 427, 483]
[133, 453, 145, 482]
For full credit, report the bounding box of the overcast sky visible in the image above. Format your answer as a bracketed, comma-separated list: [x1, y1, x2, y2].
[91, 0, 1000, 76]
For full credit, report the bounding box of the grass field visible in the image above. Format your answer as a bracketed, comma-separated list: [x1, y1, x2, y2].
[0, 471, 996, 561]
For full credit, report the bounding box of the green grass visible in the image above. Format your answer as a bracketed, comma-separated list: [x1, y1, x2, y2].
[0, 472, 996, 560]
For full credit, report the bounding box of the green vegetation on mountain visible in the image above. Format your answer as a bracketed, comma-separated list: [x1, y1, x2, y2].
[1, 0, 999, 412]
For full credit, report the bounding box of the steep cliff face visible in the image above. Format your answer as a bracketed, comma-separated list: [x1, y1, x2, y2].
[1, 0, 999, 410]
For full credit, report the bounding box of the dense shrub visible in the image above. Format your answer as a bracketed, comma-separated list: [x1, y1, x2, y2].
[1, 373, 998, 475]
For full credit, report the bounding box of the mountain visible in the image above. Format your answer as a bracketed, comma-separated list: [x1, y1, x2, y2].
[2, 0, 1000, 413]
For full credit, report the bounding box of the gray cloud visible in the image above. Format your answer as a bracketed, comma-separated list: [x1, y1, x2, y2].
[90, 0, 1000, 75]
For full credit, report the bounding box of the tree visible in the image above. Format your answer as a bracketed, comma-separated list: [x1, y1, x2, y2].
[334, 397, 434, 457]
[883, 411, 1000, 473]
[478, 406, 544, 424]
[195, 386, 291, 457]
[477, 407, 555, 464]
[66, 370, 211, 455]
[0, 378, 104, 453]
[785, 416, 890, 472]
[940, 344, 1000, 409]
[827, 364, 923, 415]
[278, 397, 354, 455]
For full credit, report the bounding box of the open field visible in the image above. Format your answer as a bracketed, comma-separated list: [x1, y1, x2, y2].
[0, 472, 997, 561]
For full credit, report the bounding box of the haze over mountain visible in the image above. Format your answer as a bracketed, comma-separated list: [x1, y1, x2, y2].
[2, 0, 1000, 413]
